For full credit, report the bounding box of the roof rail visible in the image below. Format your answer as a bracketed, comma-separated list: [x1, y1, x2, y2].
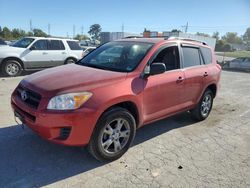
[166, 36, 207, 45]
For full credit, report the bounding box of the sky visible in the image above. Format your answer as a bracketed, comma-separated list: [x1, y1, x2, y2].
[0, 0, 249, 38]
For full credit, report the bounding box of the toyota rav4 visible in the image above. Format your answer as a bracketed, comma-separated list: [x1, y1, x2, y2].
[11, 37, 221, 161]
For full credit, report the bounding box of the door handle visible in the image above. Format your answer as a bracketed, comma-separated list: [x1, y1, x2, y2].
[176, 76, 184, 83]
[203, 72, 208, 77]
[62, 52, 67, 54]
[42, 52, 48, 55]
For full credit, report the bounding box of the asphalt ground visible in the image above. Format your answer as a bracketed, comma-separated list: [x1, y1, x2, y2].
[0, 70, 249, 187]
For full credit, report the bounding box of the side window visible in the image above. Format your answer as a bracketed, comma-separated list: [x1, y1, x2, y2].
[32, 40, 48, 50]
[152, 46, 180, 71]
[67, 41, 82, 50]
[200, 47, 212, 64]
[48, 40, 65, 50]
[182, 47, 201, 68]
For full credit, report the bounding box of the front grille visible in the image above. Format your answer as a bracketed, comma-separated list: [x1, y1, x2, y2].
[58, 127, 72, 140]
[13, 102, 36, 122]
[16, 85, 41, 109]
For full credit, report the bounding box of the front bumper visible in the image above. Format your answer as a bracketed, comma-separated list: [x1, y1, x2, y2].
[11, 92, 98, 146]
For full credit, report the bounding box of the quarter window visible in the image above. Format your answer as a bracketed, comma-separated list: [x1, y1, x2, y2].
[200, 47, 212, 64]
[182, 47, 201, 68]
[48, 40, 65, 50]
[67, 41, 82, 50]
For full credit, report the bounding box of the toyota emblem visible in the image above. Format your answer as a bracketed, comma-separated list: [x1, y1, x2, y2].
[21, 90, 28, 101]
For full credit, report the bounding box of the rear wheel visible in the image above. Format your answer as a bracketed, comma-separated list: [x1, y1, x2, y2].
[65, 58, 76, 64]
[2, 59, 22, 77]
[191, 89, 213, 121]
[88, 107, 136, 162]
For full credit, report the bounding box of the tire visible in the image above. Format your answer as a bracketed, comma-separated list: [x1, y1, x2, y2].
[2, 59, 22, 77]
[88, 107, 136, 162]
[191, 89, 214, 121]
[65, 58, 76, 64]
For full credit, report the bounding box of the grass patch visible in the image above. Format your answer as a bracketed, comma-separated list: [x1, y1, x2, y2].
[216, 51, 250, 58]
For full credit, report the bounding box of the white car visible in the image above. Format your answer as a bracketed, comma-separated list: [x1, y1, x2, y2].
[0, 37, 83, 76]
[82, 46, 96, 56]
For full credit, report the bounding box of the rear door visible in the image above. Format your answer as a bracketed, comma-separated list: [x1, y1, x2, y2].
[143, 45, 185, 122]
[48, 40, 67, 66]
[181, 44, 209, 107]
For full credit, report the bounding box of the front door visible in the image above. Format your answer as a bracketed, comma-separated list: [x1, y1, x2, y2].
[143, 45, 185, 123]
[23, 39, 51, 68]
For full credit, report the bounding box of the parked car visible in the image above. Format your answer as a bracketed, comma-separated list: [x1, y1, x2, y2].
[11, 37, 221, 161]
[0, 37, 83, 76]
[82, 46, 96, 56]
[0, 38, 7, 46]
[229, 57, 250, 70]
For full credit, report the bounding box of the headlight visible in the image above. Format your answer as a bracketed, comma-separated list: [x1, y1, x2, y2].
[47, 92, 92, 110]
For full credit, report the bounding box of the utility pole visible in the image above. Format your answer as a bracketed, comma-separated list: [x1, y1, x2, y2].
[81, 26, 84, 35]
[29, 19, 33, 32]
[48, 23, 51, 36]
[73, 25, 75, 39]
[185, 22, 188, 33]
[122, 23, 124, 38]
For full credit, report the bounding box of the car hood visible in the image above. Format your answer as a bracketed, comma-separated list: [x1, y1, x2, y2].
[21, 64, 127, 97]
[0, 46, 26, 54]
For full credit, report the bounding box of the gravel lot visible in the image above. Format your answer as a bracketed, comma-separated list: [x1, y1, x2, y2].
[0, 70, 249, 188]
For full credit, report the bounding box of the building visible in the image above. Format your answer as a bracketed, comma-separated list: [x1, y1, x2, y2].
[143, 31, 216, 48]
[100, 32, 142, 44]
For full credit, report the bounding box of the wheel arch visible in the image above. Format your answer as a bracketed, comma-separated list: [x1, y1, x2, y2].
[1, 57, 24, 69]
[206, 83, 217, 98]
[100, 101, 140, 128]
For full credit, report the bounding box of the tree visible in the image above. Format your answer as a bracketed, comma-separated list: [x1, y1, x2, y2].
[2, 27, 12, 40]
[88, 24, 101, 40]
[212, 31, 220, 41]
[33, 28, 48, 37]
[26, 31, 34, 36]
[243, 28, 250, 50]
[171, 29, 181, 33]
[222, 32, 242, 44]
[196, 32, 210, 37]
[74, 34, 89, 41]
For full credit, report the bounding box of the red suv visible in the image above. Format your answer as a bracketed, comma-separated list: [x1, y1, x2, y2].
[11, 38, 221, 161]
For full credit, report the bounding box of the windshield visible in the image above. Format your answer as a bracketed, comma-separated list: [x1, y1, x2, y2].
[11, 38, 35, 48]
[77, 41, 153, 72]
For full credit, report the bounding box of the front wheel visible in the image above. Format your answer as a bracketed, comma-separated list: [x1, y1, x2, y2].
[88, 107, 136, 162]
[191, 89, 214, 121]
[2, 60, 22, 77]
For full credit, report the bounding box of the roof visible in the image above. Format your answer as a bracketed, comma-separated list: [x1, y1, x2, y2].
[117, 37, 165, 44]
[116, 37, 208, 47]
[24, 36, 78, 41]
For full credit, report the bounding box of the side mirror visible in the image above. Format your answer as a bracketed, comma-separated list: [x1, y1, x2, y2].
[149, 63, 166, 75]
[141, 63, 166, 79]
[29, 46, 36, 51]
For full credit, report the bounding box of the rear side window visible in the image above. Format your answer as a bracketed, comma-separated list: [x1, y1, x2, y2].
[32, 40, 48, 50]
[67, 41, 82, 50]
[200, 47, 212, 64]
[182, 47, 201, 68]
[48, 40, 65, 50]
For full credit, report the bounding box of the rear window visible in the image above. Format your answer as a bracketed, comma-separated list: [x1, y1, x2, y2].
[182, 47, 201, 68]
[67, 41, 82, 50]
[48, 40, 65, 50]
[200, 47, 212, 64]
